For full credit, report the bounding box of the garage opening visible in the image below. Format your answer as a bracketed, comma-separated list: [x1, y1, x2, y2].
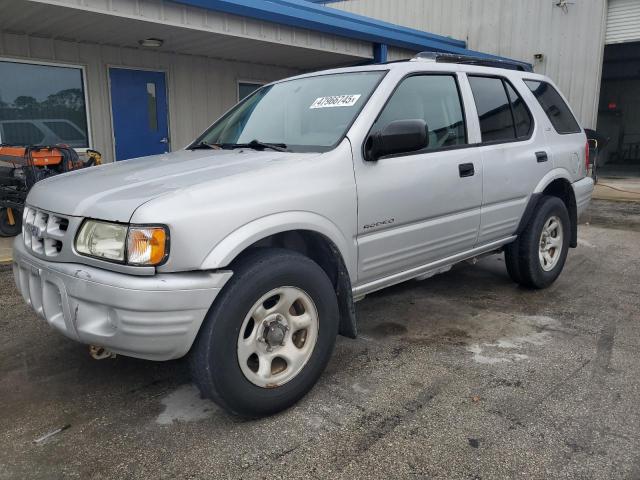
[596, 41, 640, 177]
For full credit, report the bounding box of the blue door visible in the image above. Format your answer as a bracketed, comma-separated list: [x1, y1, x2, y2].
[109, 68, 169, 161]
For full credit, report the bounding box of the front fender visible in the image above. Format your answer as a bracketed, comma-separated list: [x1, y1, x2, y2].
[199, 211, 355, 277]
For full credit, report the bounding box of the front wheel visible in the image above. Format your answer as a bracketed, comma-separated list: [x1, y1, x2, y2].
[190, 248, 339, 418]
[505, 196, 570, 289]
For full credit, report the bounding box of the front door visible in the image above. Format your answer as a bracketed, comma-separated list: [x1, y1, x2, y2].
[109, 68, 169, 161]
[354, 73, 483, 284]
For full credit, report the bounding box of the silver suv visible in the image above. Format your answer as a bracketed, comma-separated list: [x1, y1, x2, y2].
[13, 53, 594, 417]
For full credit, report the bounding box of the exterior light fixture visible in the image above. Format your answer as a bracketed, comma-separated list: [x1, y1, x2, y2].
[139, 38, 164, 48]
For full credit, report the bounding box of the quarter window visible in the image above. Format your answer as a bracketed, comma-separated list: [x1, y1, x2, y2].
[371, 74, 467, 152]
[524, 80, 580, 134]
[0, 60, 89, 148]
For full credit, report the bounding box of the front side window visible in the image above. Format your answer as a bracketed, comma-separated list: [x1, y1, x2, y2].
[524, 80, 581, 134]
[370, 74, 467, 151]
[195, 71, 385, 152]
[0, 61, 89, 148]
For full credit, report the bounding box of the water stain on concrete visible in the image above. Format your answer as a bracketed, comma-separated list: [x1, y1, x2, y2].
[156, 384, 217, 425]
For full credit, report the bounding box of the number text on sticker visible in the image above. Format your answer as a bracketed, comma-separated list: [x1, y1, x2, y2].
[310, 94, 362, 109]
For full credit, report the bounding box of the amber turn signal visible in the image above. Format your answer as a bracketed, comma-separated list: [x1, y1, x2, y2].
[127, 226, 168, 265]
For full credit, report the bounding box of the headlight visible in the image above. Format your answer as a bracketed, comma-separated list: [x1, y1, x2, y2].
[75, 220, 168, 266]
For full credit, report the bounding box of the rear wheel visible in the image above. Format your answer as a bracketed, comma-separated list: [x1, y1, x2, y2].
[506, 196, 570, 289]
[190, 248, 339, 418]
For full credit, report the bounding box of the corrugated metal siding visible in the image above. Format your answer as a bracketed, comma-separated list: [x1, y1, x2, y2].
[329, 0, 607, 128]
[0, 32, 298, 163]
[26, 0, 373, 60]
[606, 0, 640, 44]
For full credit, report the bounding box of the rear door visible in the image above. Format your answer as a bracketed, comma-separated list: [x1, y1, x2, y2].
[353, 73, 483, 283]
[466, 74, 551, 245]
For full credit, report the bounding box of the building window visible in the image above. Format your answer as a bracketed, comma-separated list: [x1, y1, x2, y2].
[0, 60, 89, 148]
[238, 82, 263, 101]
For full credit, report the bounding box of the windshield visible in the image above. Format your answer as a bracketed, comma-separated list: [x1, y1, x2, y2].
[191, 71, 386, 152]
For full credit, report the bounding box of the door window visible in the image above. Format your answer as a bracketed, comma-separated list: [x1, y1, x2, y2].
[524, 80, 581, 134]
[371, 74, 467, 152]
[469, 76, 533, 142]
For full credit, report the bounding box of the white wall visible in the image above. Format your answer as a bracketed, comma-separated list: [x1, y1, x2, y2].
[0, 32, 299, 162]
[329, 0, 608, 128]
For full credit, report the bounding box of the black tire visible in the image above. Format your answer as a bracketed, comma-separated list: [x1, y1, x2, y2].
[0, 208, 22, 237]
[504, 239, 523, 284]
[190, 248, 339, 418]
[508, 196, 571, 289]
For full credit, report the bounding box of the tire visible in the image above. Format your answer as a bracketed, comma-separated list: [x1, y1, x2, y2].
[0, 208, 22, 237]
[508, 196, 570, 289]
[504, 240, 523, 284]
[190, 248, 339, 418]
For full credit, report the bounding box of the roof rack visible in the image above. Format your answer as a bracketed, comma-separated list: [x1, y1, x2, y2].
[411, 51, 533, 72]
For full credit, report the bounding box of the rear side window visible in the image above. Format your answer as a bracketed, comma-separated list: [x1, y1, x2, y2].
[524, 80, 581, 134]
[468, 76, 532, 143]
[371, 74, 467, 151]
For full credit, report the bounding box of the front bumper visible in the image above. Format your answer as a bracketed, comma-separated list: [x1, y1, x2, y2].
[573, 176, 595, 218]
[12, 237, 232, 360]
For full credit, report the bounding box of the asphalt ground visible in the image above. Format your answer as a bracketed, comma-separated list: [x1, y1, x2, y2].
[1, 199, 639, 479]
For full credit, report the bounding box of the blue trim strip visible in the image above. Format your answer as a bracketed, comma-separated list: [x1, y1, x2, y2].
[172, 0, 465, 51]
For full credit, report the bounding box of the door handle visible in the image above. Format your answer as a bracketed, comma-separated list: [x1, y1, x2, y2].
[458, 162, 475, 177]
[536, 151, 548, 163]
[160, 137, 169, 144]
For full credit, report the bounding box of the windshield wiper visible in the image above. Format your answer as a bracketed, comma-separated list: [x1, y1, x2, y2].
[189, 141, 222, 150]
[227, 140, 289, 152]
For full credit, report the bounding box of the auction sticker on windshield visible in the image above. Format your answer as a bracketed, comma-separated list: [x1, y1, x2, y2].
[310, 94, 361, 109]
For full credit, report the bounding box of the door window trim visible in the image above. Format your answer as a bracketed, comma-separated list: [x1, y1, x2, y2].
[362, 71, 472, 161]
[0, 56, 93, 151]
[466, 73, 536, 147]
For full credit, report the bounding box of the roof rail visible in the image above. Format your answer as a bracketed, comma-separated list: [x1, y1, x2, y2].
[411, 51, 533, 72]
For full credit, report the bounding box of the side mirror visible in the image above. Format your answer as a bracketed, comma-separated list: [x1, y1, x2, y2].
[365, 119, 428, 161]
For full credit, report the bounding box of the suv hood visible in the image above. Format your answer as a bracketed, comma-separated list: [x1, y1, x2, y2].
[27, 149, 317, 222]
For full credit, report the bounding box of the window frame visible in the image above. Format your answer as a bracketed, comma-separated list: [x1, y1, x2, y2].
[0, 57, 92, 151]
[523, 78, 581, 135]
[467, 73, 535, 146]
[236, 79, 266, 102]
[362, 71, 471, 161]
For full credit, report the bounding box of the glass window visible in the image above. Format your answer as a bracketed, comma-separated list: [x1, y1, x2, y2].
[196, 71, 385, 152]
[505, 82, 533, 138]
[468, 76, 515, 142]
[524, 80, 581, 134]
[0, 61, 89, 148]
[44, 121, 85, 142]
[371, 75, 467, 151]
[146, 82, 158, 131]
[238, 82, 263, 101]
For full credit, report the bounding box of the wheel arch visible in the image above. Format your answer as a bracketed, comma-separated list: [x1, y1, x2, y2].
[200, 212, 357, 338]
[522, 170, 578, 248]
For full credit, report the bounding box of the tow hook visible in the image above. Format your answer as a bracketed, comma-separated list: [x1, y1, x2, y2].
[89, 345, 116, 360]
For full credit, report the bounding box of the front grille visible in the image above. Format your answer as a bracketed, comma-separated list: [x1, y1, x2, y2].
[23, 207, 70, 258]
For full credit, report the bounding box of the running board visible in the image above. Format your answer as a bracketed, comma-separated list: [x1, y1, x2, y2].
[352, 236, 516, 299]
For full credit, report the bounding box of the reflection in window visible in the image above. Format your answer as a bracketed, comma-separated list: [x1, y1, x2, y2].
[147, 82, 158, 131]
[371, 75, 467, 151]
[0, 61, 89, 147]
